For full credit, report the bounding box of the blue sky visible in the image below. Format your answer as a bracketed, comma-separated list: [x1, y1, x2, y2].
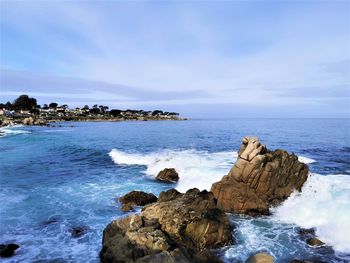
[1, 0, 349, 118]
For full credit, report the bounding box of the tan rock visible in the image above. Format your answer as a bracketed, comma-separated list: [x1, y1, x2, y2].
[156, 168, 179, 183]
[211, 137, 309, 215]
[246, 252, 274, 263]
[307, 237, 325, 247]
[22, 117, 34, 125]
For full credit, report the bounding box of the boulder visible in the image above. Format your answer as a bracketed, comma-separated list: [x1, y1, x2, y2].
[306, 238, 325, 247]
[156, 168, 179, 183]
[211, 137, 309, 215]
[33, 118, 47, 126]
[0, 243, 20, 258]
[22, 117, 34, 125]
[246, 252, 274, 263]
[101, 188, 232, 263]
[119, 191, 158, 211]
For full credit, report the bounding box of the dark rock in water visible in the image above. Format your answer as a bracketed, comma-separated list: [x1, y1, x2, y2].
[246, 252, 274, 263]
[100, 188, 233, 263]
[307, 238, 325, 247]
[119, 191, 158, 211]
[211, 137, 309, 215]
[70, 227, 87, 238]
[298, 228, 316, 236]
[0, 243, 20, 258]
[156, 168, 179, 183]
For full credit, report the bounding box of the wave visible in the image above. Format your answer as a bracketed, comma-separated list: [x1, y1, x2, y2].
[0, 125, 31, 136]
[298, 156, 316, 164]
[272, 173, 350, 253]
[109, 149, 236, 192]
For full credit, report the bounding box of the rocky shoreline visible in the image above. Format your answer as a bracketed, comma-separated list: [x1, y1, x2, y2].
[1, 137, 330, 262]
[0, 116, 187, 128]
[98, 137, 328, 263]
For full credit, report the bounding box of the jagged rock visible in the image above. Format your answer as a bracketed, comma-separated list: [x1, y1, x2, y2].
[211, 137, 309, 215]
[0, 243, 20, 258]
[307, 238, 325, 247]
[22, 117, 34, 125]
[119, 191, 158, 211]
[156, 168, 179, 183]
[101, 188, 232, 263]
[246, 252, 274, 263]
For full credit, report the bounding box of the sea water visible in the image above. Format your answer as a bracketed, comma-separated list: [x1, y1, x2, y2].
[0, 119, 349, 262]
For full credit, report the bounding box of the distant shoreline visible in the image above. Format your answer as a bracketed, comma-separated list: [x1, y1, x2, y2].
[0, 116, 188, 127]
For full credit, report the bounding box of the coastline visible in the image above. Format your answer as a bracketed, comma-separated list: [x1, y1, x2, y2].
[0, 116, 188, 127]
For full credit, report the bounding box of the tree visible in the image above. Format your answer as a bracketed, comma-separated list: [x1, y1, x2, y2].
[42, 104, 49, 109]
[49, 102, 58, 109]
[0, 103, 5, 109]
[12, 95, 37, 111]
[152, 110, 163, 116]
[110, 109, 121, 117]
[82, 105, 89, 110]
[5, 101, 12, 110]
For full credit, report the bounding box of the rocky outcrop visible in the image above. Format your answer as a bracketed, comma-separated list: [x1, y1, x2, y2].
[156, 168, 179, 183]
[119, 191, 158, 211]
[101, 188, 233, 263]
[246, 252, 274, 263]
[306, 238, 325, 247]
[22, 117, 34, 125]
[70, 226, 87, 238]
[211, 137, 309, 215]
[0, 243, 19, 258]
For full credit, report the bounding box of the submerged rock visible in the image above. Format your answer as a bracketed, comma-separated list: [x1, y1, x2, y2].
[246, 252, 274, 263]
[156, 168, 179, 183]
[101, 188, 233, 263]
[119, 191, 158, 211]
[70, 226, 87, 238]
[298, 228, 316, 236]
[0, 243, 20, 258]
[307, 238, 325, 247]
[211, 137, 309, 215]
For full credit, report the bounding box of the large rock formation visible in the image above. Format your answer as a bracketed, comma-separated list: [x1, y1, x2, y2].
[211, 137, 309, 215]
[101, 188, 233, 263]
[156, 168, 179, 183]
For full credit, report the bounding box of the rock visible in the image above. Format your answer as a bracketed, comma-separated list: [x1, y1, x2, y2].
[0, 243, 20, 258]
[101, 188, 233, 263]
[211, 137, 309, 215]
[22, 117, 34, 125]
[156, 168, 179, 183]
[70, 227, 87, 238]
[298, 228, 315, 236]
[119, 191, 158, 211]
[307, 238, 325, 247]
[246, 252, 274, 263]
[33, 118, 47, 126]
[1, 119, 13, 126]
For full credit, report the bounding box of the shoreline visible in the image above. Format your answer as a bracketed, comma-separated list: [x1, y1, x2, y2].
[0, 116, 188, 127]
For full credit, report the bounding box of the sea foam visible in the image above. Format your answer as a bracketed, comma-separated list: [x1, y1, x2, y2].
[273, 173, 350, 253]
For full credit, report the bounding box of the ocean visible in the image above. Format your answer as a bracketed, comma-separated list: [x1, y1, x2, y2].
[0, 119, 349, 263]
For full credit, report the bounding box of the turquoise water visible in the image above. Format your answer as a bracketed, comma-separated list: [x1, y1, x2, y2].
[1, 119, 349, 262]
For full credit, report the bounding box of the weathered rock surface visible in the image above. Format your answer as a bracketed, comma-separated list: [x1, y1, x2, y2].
[119, 191, 158, 211]
[22, 117, 34, 125]
[0, 243, 19, 258]
[306, 238, 325, 247]
[246, 252, 274, 263]
[211, 137, 309, 215]
[156, 168, 179, 183]
[101, 188, 232, 263]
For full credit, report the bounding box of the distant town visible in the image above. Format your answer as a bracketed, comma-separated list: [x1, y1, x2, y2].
[0, 95, 184, 126]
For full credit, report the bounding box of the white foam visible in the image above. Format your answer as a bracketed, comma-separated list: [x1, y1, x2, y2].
[298, 156, 316, 164]
[0, 125, 31, 136]
[273, 173, 350, 253]
[109, 149, 236, 192]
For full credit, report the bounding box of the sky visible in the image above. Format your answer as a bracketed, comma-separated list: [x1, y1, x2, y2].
[0, 0, 349, 118]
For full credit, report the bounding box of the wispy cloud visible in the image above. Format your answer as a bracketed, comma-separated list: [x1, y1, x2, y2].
[1, 0, 349, 117]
